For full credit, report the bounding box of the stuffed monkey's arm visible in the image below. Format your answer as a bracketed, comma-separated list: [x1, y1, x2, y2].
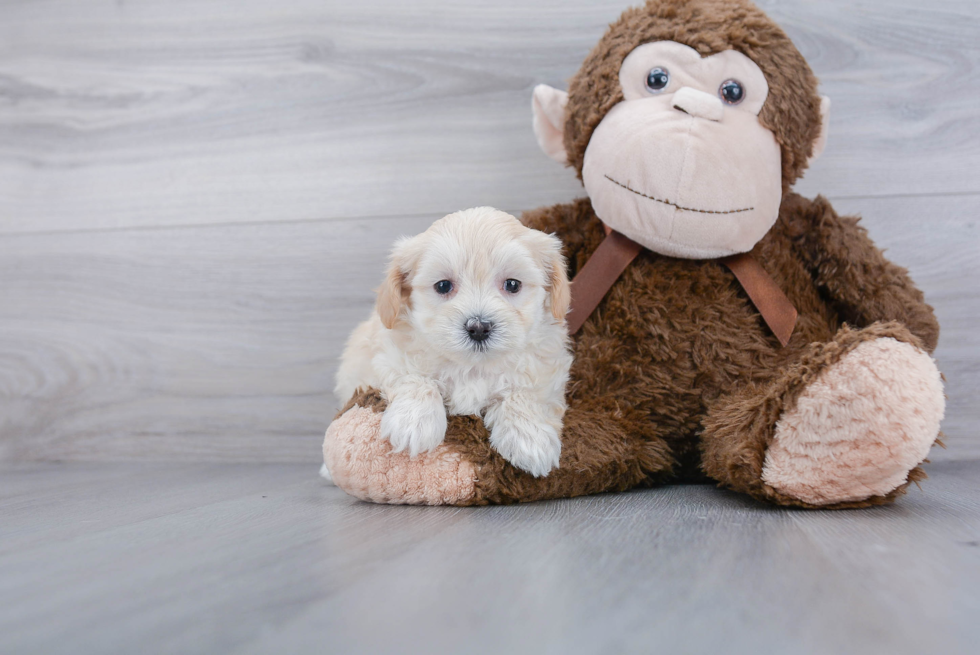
[783, 193, 940, 353]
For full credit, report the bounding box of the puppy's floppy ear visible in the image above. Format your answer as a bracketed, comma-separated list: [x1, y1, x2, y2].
[377, 235, 423, 329]
[548, 249, 572, 321]
[524, 230, 571, 321]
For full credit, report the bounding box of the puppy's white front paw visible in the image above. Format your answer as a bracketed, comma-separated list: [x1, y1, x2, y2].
[488, 415, 562, 478]
[380, 393, 448, 457]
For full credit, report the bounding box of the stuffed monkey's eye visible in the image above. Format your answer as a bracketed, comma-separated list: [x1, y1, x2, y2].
[719, 79, 745, 105]
[503, 279, 522, 294]
[645, 67, 670, 93]
[434, 280, 453, 295]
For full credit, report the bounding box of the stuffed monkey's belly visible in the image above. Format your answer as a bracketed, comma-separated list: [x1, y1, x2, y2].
[571, 253, 810, 438]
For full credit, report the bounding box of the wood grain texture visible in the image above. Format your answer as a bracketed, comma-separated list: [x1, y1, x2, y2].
[0, 0, 978, 234]
[0, 195, 976, 463]
[1, 461, 978, 654]
[0, 213, 434, 463]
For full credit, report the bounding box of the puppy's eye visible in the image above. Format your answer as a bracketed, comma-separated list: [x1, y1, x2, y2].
[434, 280, 453, 295]
[503, 279, 522, 294]
[719, 79, 744, 105]
[645, 67, 669, 93]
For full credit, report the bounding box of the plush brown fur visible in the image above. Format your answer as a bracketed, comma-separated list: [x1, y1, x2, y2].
[518, 195, 938, 508]
[327, 0, 941, 508]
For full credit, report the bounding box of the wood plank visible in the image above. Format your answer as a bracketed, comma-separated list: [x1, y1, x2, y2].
[244, 463, 980, 655]
[0, 213, 436, 463]
[0, 0, 978, 235]
[0, 194, 975, 463]
[0, 462, 307, 555]
[0, 461, 977, 654]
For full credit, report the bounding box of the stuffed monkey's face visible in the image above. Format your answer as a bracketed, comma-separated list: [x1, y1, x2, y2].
[584, 42, 781, 259]
[534, 41, 814, 259]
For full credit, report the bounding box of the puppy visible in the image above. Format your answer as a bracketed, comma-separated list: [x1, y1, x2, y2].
[333, 207, 572, 477]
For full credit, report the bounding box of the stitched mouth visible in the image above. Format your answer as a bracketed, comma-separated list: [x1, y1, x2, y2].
[604, 175, 754, 215]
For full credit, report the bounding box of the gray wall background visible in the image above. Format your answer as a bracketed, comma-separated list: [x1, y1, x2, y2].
[1, 0, 977, 463]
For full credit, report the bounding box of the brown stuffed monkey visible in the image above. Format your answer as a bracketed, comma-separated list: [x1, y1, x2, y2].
[323, 0, 945, 509]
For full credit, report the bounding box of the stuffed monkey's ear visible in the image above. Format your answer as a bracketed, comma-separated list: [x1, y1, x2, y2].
[532, 84, 569, 164]
[809, 96, 831, 164]
[376, 236, 421, 329]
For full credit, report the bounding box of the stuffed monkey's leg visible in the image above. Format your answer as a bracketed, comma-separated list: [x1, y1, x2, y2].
[324, 390, 672, 505]
[700, 322, 945, 509]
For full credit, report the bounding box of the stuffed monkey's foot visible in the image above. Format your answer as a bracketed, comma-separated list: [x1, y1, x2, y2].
[324, 395, 476, 505]
[325, 389, 664, 505]
[762, 337, 944, 506]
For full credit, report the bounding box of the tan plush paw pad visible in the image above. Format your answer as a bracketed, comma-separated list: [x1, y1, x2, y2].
[762, 338, 944, 506]
[323, 406, 476, 505]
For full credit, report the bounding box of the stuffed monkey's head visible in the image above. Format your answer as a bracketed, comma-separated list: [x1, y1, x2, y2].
[533, 0, 830, 259]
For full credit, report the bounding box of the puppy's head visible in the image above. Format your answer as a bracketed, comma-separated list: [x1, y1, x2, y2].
[377, 207, 570, 361]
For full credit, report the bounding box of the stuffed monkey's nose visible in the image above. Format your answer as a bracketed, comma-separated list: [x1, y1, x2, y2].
[672, 87, 724, 122]
[465, 317, 493, 342]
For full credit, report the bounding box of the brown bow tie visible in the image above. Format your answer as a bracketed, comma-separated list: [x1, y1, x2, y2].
[565, 228, 797, 347]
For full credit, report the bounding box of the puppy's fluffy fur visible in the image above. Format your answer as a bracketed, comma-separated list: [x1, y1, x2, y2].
[334, 207, 572, 477]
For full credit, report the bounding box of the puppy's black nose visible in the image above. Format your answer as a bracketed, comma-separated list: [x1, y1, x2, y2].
[465, 317, 493, 342]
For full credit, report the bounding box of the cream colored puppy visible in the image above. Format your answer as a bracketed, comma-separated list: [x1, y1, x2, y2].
[333, 207, 572, 477]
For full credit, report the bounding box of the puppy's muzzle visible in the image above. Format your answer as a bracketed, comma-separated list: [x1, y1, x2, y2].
[465, 317, 493, 343]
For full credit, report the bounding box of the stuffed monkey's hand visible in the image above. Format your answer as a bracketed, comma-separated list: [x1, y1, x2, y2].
[484, 393, 562, 478]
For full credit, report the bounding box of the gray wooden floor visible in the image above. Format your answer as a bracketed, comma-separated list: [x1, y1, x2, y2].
[2, 461, 978, 655]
